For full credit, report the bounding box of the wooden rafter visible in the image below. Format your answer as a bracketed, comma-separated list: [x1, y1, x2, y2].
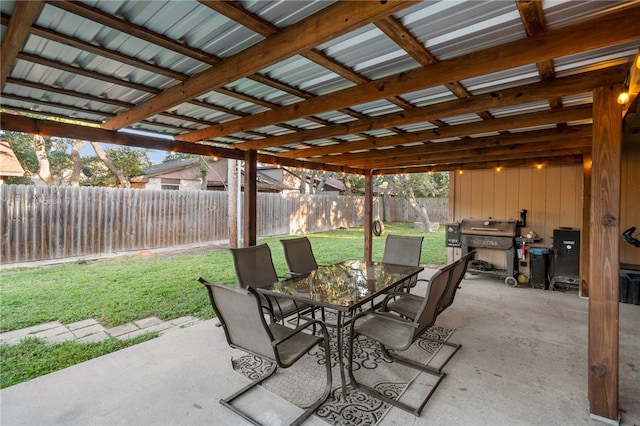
[202, 1, 413, 139]
[0, 1, 42, 89]
[48, 0, 321, 115]
[355, 144, 591, 170]
[277, 104, 593, 159]
[232, 65, 626, 151]
[2, 2, 355, 146]
[177, 7, 640, 142]
[516, 0, 561, 109]
[373, 155, 583, 175]
[101, 1, 417, 130]
[327, 125, 592, 163]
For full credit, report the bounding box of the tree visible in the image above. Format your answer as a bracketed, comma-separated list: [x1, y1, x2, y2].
[163, 152, 194, 163]
[382, 172, 449, 232]
[3, 132, 75, 186]
[69, 140, 84, 187]
[84, 145, 152, 188]
[1, 131, 152, 187]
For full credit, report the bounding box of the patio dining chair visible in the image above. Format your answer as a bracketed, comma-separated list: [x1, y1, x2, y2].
[199, 279, 332, 426]
[280, 237, 327, 322]
[280, 237, 319, 276]
[347, 261, 455, 415]
[382, 234, 425, 292]
[230, 243, 309, 323]
[377, 251, 476, 375]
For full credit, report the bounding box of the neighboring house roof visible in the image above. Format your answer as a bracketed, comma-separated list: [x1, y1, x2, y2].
[322, 178, 345, 192]
[131, 158, 297, 192]
[0, 139, 25, 178]
[131, 158, 203, 183]
[256, 169, 295, 192]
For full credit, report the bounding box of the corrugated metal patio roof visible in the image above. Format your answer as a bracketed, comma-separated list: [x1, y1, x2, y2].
[1, 0, 639, 174]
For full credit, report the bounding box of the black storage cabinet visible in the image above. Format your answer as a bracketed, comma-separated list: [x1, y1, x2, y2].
[530, 248, 550, 289]
[551, 228, 580, 290]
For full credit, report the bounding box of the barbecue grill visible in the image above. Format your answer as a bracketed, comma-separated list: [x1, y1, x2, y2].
[460, 218, 522, 286]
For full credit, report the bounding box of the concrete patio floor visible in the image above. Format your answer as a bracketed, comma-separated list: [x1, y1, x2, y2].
[1, 269, 639, 426]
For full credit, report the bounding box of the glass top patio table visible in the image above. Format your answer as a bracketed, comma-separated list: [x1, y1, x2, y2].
[258, 259, 424, 397]
[263, 259, 424, 312]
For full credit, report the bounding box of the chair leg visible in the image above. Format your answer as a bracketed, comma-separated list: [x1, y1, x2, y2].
[348, 334, 445, 416]
[417, 335, 462, 374]
[220, 362, 277, 425]
[379, 337, 461, 376]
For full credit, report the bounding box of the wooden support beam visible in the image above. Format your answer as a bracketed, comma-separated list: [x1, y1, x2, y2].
[364, 170, 374, 263]
[0, 1, 42, 89]
[234, 65, 625, 151]
[588, 86, 622, 424]
[178, 6, 640, 142]
[341, 139, 591, 169]
[102, 1, 416, 130]
[0, 113, 245, 159]
[280, 104, 593, 159]
[622, 52, 640, 116]
[52, 1, 219, 66]
[243, 150, 258, 248]
[367, 146, 591, 170]
[372, 155, 583, 175]
[319, 125, 592, 163]
[516, 0, 559, 88]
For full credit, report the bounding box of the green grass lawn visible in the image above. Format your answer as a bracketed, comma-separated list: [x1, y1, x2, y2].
[0, 222, 446, 388]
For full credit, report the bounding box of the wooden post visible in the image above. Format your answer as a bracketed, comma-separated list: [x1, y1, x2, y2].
[364, 170, 373, 262]
[227, 159, 238, 248]
[588, 86, 621, 424]
[243, 150, 257, 247]
[580, 153, 591, 298]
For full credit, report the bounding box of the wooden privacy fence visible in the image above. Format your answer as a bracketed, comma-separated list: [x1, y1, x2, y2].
[1, 185, 447, 265]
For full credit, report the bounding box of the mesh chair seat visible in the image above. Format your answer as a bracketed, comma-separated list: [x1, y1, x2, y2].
[350, 313, 416, 351]
[268, 296, 306, 322]
[267, 322, 322, 366]
[384, 294, 423, 319]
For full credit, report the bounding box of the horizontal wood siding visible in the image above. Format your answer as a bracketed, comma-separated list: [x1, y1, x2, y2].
[0, 186, 448, 265]
[621, 147, 640, 265]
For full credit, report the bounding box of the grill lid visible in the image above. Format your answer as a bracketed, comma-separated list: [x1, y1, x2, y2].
[460, 219, 518, 237]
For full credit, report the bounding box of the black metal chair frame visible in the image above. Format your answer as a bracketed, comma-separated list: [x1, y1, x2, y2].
[199, 278, 333, 426]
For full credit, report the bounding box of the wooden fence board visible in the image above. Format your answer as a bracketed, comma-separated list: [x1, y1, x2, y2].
[0, 185, 448, 264]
